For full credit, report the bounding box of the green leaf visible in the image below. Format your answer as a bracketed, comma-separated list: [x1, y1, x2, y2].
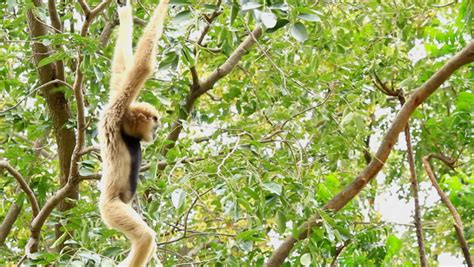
[230, 0, 239, 26]
[102, 246, 122, 257]
[323, 220, 335, 241]
[298, 13, 321, 22]
[37, 51, 66, 68]
[276, 211, 286, 233]
[241, 2, 261, 11]
[169, 0, 192, 6]
[290, 22, 308, 42]
[51, 232, 68, 249]
[266, 19, 289, 33]
[385, 234, 402, 257]
[261, 12, 277, 28]
[236, 229, 265, 241]
[262, 182, 282, 195]
[28, 252, 59, 264]
[171, 188, 186, 209]
[172, 10, 192, 25]
[159, 51, 179, 70]
[181, 44, 195, 67]
[300, 253, 312, 266]
[456, 92, 474, 110]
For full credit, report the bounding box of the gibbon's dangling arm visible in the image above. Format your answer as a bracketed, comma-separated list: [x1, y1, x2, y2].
[110, 2, 134, 93]
[107, 0, 169, 124]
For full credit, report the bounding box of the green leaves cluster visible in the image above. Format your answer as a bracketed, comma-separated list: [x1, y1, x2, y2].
[0, 0, 473, 266]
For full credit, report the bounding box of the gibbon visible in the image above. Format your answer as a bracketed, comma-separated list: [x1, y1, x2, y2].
[98, 0, 168, 266]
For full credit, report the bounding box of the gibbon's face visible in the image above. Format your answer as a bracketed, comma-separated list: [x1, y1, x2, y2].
[122, 102, 159, 142]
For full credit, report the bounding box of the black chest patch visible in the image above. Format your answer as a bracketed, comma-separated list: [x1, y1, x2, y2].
[121, 131, 142, 196]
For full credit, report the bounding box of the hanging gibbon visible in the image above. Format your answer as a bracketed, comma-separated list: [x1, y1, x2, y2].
[98, 0, 168, 266]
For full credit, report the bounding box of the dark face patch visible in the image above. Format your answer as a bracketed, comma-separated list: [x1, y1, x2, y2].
[121, 130, 142, 197]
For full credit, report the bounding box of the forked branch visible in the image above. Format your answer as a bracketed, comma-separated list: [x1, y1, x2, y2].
[373, 75, 427, 266]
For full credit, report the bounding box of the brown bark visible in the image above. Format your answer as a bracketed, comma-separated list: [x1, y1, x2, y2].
[25, 0, 111, 254]
[0, 203, 22, 246]
[266, 41, 474, 266]
[26, 1, 77, 252]
[159, 27, 263, 158]
[404, 125, 427, 266]
[372, 76, 427, 266]
[0, 161, 39, 218]
[423, 155, 472, 267]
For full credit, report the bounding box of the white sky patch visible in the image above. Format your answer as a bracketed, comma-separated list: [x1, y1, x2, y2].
[267, 229, 283, 249]
[408, 39, 427, 65]
[375, 184, 413, 225]
[438, 253, 464, 266]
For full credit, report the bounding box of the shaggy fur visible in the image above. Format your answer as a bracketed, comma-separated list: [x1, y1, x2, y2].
[98, 0, 168, 266]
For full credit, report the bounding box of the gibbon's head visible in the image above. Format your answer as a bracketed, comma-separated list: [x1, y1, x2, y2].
[122, 102, 159, 142]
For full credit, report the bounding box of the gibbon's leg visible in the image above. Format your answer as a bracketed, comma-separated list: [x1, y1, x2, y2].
[102, 198, 157, 267]
[114, 0, 169, 106]
[110, 0, 134, 92]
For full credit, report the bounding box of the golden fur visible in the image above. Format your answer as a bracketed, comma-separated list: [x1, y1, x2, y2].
[98, 0, 168, 266]
[123, 103, 159, 142]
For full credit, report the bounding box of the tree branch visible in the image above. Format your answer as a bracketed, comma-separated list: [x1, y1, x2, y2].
[404, 124, 427, 266]
[330, 240, 351, 267]
[373, 76, 427, 266]
[100, 18, 119, 47]
[0, 203, 22, 246]
[199, 27, 263, 95]
[0, 161, 39, 218]
[0, 79, 73, 115]
[47, 0, 65, 81]
[159, 27, 263, 158]
[423, 155, 473, 267]
[26, 1, 77, 253]
[25, 0, 112, 254]
[266, 41, 474, 266]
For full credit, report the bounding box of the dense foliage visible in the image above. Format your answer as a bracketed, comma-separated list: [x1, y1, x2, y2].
[0, 0, 473, 266]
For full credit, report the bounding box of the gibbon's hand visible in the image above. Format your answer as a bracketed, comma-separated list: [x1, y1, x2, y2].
[117, 0, 132, 22]
[117, 0, 128, 8]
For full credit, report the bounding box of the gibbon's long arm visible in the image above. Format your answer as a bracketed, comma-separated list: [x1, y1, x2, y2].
[110, 3, 134, 93]
[107, 0, 169, 125]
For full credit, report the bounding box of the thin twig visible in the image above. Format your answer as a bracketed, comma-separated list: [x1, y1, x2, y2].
[279, 88, 333, 129]
[0, 80, 73, 115]
[330, 240, 351, 267]
[0, 161, 40, 218]
[423, 155, 472, 267]
[374, 74, 427, 266]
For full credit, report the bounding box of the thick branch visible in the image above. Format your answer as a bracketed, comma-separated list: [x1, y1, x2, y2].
[199, 27, 263, 94]
[47, 0, 65, 81]
[0, 161, 39, 218]
[159, 27, 263, 157]
[26, 182, 76, 255]
[423, 155, 472, 267]
[100, 19, 119, 47]
[373, 77, 427, 265]
[0, 203, 22, 246]
[25, 0, 111, 254]
[266, 41, 474, 266]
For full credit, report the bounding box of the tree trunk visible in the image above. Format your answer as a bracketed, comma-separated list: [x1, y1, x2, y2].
[26, 2, 77, 252]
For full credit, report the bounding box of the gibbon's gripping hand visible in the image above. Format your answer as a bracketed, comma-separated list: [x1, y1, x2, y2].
[117, 0, 127, 7]
[117, 0, 132, 22]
